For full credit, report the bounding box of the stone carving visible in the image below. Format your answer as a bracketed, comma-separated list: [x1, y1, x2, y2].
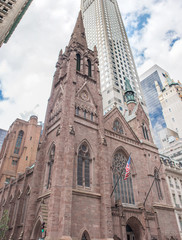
[102, 137, 107, 146]
[151, 237, 158, 240]
[80, 90, 89, 102]
[18, 230, 24, 240]
[166, 237, 178, 240]
[69, 125, 75, 135]
[56, 126, 61, 136]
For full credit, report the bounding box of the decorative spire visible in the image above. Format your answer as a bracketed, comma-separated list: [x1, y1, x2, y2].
[68, 11, 87, 48]
[124, 77, 136, 104]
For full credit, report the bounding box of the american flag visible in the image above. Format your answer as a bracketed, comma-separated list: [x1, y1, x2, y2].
[124, 156, 131, 180]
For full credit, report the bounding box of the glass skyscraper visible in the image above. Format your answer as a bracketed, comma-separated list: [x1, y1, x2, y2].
[81, 0, 143, 114]
[140, 65, 167, 148]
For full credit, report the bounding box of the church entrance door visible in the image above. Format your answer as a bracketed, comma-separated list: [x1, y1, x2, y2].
[126, 224, 135, 240]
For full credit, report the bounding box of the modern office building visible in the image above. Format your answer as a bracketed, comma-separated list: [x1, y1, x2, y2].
[0, 128, 7, 151]
[81, 0, 143, 115]
[140, 64, 168, 148]
[0, 0, 33, 47]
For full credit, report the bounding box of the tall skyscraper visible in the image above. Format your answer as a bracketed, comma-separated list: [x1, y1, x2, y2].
[0, 0, 33, 47]
[81, 0, 143, 114]
[140, 64, 168, 148]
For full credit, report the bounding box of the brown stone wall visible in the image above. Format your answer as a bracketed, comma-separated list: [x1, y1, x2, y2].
[71, 193, 101, 239]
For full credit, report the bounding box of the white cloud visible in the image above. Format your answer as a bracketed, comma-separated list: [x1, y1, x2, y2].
[120, 0, 182, 82]
[0, 0, 181, 130]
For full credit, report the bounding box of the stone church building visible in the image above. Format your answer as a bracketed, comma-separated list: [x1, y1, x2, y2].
[0, 12, 180, 240]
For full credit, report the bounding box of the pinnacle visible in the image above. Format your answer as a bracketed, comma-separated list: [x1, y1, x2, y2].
[69, 11, 88, 48]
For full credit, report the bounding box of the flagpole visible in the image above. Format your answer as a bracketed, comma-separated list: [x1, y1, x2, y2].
[110, 170, 123, 198]
[143, 161, 162, 207]
[110, 153, 131, 198]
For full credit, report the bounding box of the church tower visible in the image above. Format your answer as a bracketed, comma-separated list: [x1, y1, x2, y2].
[23, 11, 113, 240]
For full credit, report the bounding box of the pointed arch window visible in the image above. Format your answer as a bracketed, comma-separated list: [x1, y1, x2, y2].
[87, 59, 92, 77]
[76, 53, 81, 71]
[81, 231, 90, 240]
[14, 130, 24, 154]
[113, 119, 123, 134]
[47, 144, 55, 189]
[77, 142, 91, 187]
[76, 107, 79, 116]
[112, 150, 135, 204]
[154, 168, 163, 200]
[142, 123, 149, 140]
[179, 216, 182, 230]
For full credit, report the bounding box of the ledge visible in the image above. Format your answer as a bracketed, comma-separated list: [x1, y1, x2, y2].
[72, 189, 101, 199]
[153, 203, 174, 210]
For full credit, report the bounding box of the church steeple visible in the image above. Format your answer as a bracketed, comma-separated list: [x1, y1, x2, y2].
[124, 77, 136, 104]
[68, 11, 87, 48]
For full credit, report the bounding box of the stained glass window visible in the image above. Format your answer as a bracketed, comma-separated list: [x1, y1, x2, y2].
[142, 123, 149, 140]
[112, 150, 134, 204]
[77, 142, 91, 187]
[14, 130, 24, 154]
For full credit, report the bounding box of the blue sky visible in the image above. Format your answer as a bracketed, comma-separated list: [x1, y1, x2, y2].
[0, 0, 182, 130]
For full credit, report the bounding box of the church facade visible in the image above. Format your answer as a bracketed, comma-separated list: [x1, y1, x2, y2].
[0, 12, 180, 240]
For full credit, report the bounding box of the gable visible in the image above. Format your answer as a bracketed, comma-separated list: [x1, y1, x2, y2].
[75, 82, 97, 114]
[135, 103, 150, 125]
[104, 107, 140, 142]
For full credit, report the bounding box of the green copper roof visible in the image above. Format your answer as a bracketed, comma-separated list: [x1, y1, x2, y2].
[4, 0, 33, 44]
[124, 77, 133, 92]
[163, 73, 178, 87]
[124, 77, 136, 103]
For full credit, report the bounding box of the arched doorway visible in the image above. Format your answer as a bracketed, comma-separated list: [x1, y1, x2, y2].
[126, 224, 135, 240]
[126, 216, 145, 240]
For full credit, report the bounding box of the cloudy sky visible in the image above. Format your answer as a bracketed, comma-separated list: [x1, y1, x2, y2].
[0, 0, 182, 130]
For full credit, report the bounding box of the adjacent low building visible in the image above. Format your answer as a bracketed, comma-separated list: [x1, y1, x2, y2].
[161, 156, 182, 239]
[160, 138, 182, 163]
[0, 115, 42, 188]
